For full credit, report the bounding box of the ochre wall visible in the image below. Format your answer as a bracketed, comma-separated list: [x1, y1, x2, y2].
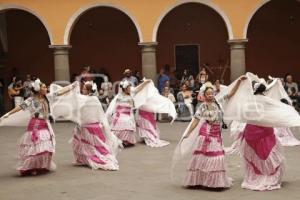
[0, 0, 269, 44]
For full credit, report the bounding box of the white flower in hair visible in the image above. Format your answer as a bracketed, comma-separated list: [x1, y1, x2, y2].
[84, 81, 93, 86]
[32, 79, 41, 92]
[84, 81, 97, 93]
[199, 82, 214, 95]
[253, 78, 266, 93]
[92, 83, 97, 91]
[120, 80, 130, 89]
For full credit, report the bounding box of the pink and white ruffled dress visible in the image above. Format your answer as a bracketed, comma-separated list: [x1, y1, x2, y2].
[274, 127, 300, 147]
[241, 124, 284, 191]
[111, 104, 136, 145]
[17, 118, 55, 174]
[184, 99, 232, 188]
[136, 110, 169, 147]
[184, 122, 232, 188]
[17, 97, 56, 175]
[72, 122, 119, 170]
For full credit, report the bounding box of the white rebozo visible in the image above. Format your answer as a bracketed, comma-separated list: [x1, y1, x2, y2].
[106, 80, 177, 123]
[217, 72, 300, 128]
[0, 82, 121, 156]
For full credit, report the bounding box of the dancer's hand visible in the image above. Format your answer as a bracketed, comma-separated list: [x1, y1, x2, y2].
[182, 135, 189, 140]
[0, 113, 9, 122]
[2, 113, 9, 118]
[142, 77, 151, 83]
[72, 81, 79, 89]
[239, 75, 247, 82]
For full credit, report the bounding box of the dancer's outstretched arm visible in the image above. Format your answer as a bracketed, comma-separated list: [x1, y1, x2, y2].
[183, 118, 200, 139]
[134, 79, 151, 94]
[0, 106, 22, 120]
[227, 75, 247, 99]
[55, 82, 78, 96]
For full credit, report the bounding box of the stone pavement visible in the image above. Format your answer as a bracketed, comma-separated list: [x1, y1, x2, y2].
[0, 122, 300, 200]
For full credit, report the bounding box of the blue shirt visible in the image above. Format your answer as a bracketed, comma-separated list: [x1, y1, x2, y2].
[158, 74, 169, 93]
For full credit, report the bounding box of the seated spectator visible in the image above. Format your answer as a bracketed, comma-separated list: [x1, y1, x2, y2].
[176, 84, 194, 121]
[188, 75, 195, 89]
[164, 80, 174, 95]
[162, 86, 176, 103]
[8, 77, 23, 108]
[195, 68, 209, 89]
[159, 86, 176, 122]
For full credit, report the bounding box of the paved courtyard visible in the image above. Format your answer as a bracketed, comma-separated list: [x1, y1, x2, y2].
[1, 122, 300, 200]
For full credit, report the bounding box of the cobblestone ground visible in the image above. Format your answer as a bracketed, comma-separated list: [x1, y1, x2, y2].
[1, 122, 300, 200]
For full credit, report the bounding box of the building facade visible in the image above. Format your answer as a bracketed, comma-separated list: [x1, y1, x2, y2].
[0, 0, 299, 85]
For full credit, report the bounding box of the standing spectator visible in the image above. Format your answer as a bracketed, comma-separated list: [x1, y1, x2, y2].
[123, 69, 138, 87]
[23, 74, 33, 99]
[169, 68, 179, 90]
[8, 76, 16, 90]
[188, 74, 195, 89]
[0, 78, 5, 116]
[157, 68, 169, 94]
[284, 74, 299, 108]
[98, 89, 109, 111]
[8, 76, 17, 108]
[13, 79, 24, 107]
[8, 78, 23, 107]
[80, 66, 92, 82]
[101, 75, 114, 102]
[134, 70, 142, 84]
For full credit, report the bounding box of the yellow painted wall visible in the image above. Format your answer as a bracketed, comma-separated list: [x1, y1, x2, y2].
[0, 0, 270, 44]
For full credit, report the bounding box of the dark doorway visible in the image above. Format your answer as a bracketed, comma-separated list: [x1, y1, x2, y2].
[175, 44, 199, 76]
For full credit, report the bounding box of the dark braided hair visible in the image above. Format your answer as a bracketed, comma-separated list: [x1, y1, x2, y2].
[31, 82, 53, 122]
[252, 81, 266, 95]
[214, 98, 228, 129]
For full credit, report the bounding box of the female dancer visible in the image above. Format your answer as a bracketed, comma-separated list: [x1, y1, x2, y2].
[239, 81, 285, 191]
[0, 79, 76, 176]
[136, 80, 176, 148]
[71, 81, 120, 170]
[106, 79, 150, 146]
[176, 76, 246, 189]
